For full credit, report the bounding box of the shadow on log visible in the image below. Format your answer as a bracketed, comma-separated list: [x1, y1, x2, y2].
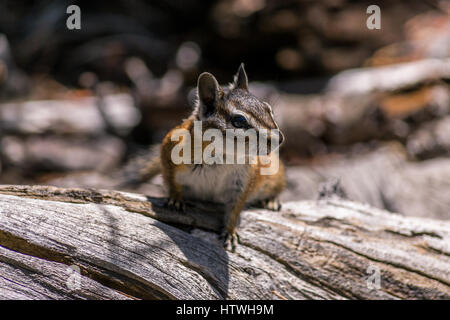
[0, 185, 449, 299]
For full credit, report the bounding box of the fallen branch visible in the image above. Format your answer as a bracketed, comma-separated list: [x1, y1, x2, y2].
[0, 185, 449, 299]
[326, 58, 450, 95]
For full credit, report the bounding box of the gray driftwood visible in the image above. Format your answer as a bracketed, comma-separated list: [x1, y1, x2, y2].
[0, 94, 139, 135]
[281, 143, 450, 220]
[326, 58, 450, 95]
[0, 185, 449, 300]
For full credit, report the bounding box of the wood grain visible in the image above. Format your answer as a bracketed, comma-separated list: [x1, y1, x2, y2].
[0, 185, 449, 299]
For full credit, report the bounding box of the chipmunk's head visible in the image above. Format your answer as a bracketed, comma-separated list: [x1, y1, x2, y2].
[195, 63, 284, 153]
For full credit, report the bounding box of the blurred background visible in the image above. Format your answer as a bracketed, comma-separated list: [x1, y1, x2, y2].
[0, 0, 449, 219]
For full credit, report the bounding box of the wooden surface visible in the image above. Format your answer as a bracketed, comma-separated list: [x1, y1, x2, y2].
[281, 144, 450, 220]
[0, 185, 449, 300]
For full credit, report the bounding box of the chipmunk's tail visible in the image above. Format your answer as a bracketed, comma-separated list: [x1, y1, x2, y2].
[114, 144, 162, 189]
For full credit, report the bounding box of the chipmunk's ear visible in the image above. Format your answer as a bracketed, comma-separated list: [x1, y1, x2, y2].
[233, 63, 248, 91]
[198, 72, 223, 117]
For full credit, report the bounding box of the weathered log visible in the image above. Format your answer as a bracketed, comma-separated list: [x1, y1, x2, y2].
[0, 135, 125, 172]
[276, 83, 450, 154]
[0, 94, 140, 135]
[282, 143, 450, 220]
[326, 58, 450, 95]
[0, 185, 449, 300]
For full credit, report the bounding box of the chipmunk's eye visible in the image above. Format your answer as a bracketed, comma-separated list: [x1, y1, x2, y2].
[231, 114, 248, 128]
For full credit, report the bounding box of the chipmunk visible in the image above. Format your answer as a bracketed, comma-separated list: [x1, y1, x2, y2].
[158, 64, 286, 251]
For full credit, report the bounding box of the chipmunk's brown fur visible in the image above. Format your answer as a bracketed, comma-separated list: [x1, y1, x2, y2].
[160, 64, 285, 251]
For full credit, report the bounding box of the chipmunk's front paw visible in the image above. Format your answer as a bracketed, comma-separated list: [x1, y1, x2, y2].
[167, 198, 186, 212]
[220, 230, 240, 252]
[267, 199, 282, 211]
[260, 198, 282, 211]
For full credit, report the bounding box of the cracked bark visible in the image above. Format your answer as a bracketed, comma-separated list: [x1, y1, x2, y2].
[0, 185, 449, 300]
